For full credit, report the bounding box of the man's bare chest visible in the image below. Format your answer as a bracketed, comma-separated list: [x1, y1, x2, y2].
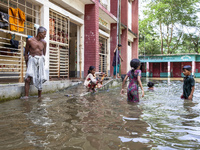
[30, 41, 44, 50]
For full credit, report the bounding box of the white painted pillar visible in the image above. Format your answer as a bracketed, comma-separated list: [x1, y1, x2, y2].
[168, 78, 170, 85]
[40, 3, 50, 80]
[127, 44, 132, 71]
[80, 24, 84, 78]
[146, 62, 149, 77]
[107, 37, 110, 76]
[192, 61, 195, 76]
[77, 25, 80, 78]
[168, 61, 170, 77]
[107, 0, 111, 12]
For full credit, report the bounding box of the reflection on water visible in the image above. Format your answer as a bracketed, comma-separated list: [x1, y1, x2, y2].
[0, 79, 200, 149]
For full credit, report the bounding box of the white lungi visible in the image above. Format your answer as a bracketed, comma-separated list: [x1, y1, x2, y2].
[25, 55, 47, 90]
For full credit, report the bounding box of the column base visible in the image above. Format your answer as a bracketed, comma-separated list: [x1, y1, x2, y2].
[146, 72, 149, 77]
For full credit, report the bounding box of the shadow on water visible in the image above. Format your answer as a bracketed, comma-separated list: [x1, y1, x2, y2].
[0, 79, 200, 149]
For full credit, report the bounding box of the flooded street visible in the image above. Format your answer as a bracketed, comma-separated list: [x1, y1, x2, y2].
[0, 79, 200, 150]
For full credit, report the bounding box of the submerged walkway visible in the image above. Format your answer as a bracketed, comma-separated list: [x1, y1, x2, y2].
[0, 77, 116, 101]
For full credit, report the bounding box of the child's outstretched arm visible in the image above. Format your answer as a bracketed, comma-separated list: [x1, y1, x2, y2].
[137, 75, 144, 97]
[121, 75, 128, 94]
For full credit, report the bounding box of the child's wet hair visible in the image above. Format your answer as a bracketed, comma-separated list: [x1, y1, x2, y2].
[130, 59, 141, 77]
[88, 66, 95, 74]
[147, 82, 154, 87]
[183, 65, 192, 71]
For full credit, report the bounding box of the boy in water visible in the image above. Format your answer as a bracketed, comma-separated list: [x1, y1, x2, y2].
[181, 65, 195, 100]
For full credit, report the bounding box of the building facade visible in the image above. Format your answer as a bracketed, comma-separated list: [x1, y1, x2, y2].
[139, 54, 200, 78]
[0, 0, 139, 83]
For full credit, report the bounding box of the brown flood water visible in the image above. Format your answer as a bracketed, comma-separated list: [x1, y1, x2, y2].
[0, 79, 200, 150]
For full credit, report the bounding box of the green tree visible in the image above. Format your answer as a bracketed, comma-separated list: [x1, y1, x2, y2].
[180, 33, 199, 53]
[183, 23, 200, 53]
[139, 0, 199, 54]
[139, 19, 161, 55]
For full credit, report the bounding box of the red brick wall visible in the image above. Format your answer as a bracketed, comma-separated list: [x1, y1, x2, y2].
[110, 23, 117, 76]
[132, 38, 138, 59]
[110, 0, 118, 17]
[132, 0, 139, 58]
[121, 0, 128, 26]
[121, 29, 128, 75]
[84, 4, 99, 77]
[121, 0, 128, 75]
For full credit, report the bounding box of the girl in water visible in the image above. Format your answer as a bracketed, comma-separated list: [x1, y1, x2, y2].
[121, 59, 144, 102]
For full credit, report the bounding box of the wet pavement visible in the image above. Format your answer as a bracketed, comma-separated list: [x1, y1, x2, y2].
[0, 79, 200, 149]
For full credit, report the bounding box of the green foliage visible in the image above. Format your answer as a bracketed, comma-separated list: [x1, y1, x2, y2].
[139, 0, 200, 55]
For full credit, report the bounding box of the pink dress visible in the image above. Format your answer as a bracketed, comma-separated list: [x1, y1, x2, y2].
[127, 70, 141, 102]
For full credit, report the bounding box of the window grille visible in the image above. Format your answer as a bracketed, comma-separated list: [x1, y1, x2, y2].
[0, 30, 26, 83]
[99, 36, 107, 74]
[49, 10, 69, 45]
[0, 0, 40, 83]
[49, 9, 69, 79]
[0, 0, 40, 36]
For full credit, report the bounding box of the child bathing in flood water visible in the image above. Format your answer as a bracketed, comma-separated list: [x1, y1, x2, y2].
[181, 65, 195, 100]
[121, 59, 144, 102]
[147, 82, 154, 91]
[84, 66, 105, 92]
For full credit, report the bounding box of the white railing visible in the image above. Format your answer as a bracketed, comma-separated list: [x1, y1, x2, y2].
[0, 29, 26, 83]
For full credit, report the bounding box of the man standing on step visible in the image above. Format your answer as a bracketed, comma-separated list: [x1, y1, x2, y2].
[24, 26, 47, 98]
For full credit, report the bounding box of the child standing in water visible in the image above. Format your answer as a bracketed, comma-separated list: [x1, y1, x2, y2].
[121, 59, 144, 102]
[181, 65, 195, 100]
[84, 66, 103, 92]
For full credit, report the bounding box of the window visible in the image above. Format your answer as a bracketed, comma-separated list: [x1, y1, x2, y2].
[99, 0, 108, 9]
[49, 9, 70, 79]
[0, 0, 40, 36]
[49, 10, 69, 45]
[99, 36, 107, 73]
[0, 0, 40, 83]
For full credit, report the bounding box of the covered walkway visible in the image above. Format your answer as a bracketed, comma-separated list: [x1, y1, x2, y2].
[139, 54, 200, 78]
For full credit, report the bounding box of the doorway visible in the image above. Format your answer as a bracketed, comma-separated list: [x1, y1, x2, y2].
[69, 22, 78, 78]
[153, 63, 160, 77]
[173, 62, 181, 77]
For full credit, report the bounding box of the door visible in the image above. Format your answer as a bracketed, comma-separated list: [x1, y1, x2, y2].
[153, 63, 160, 77]
[196, 62, 200, 73]
[173, 62, 181, 77]
[182, 62, 192, 68]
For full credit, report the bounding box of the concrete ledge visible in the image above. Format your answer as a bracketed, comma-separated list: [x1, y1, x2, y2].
[0, 80, 81, 101]
[0, 78, 122, 101]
